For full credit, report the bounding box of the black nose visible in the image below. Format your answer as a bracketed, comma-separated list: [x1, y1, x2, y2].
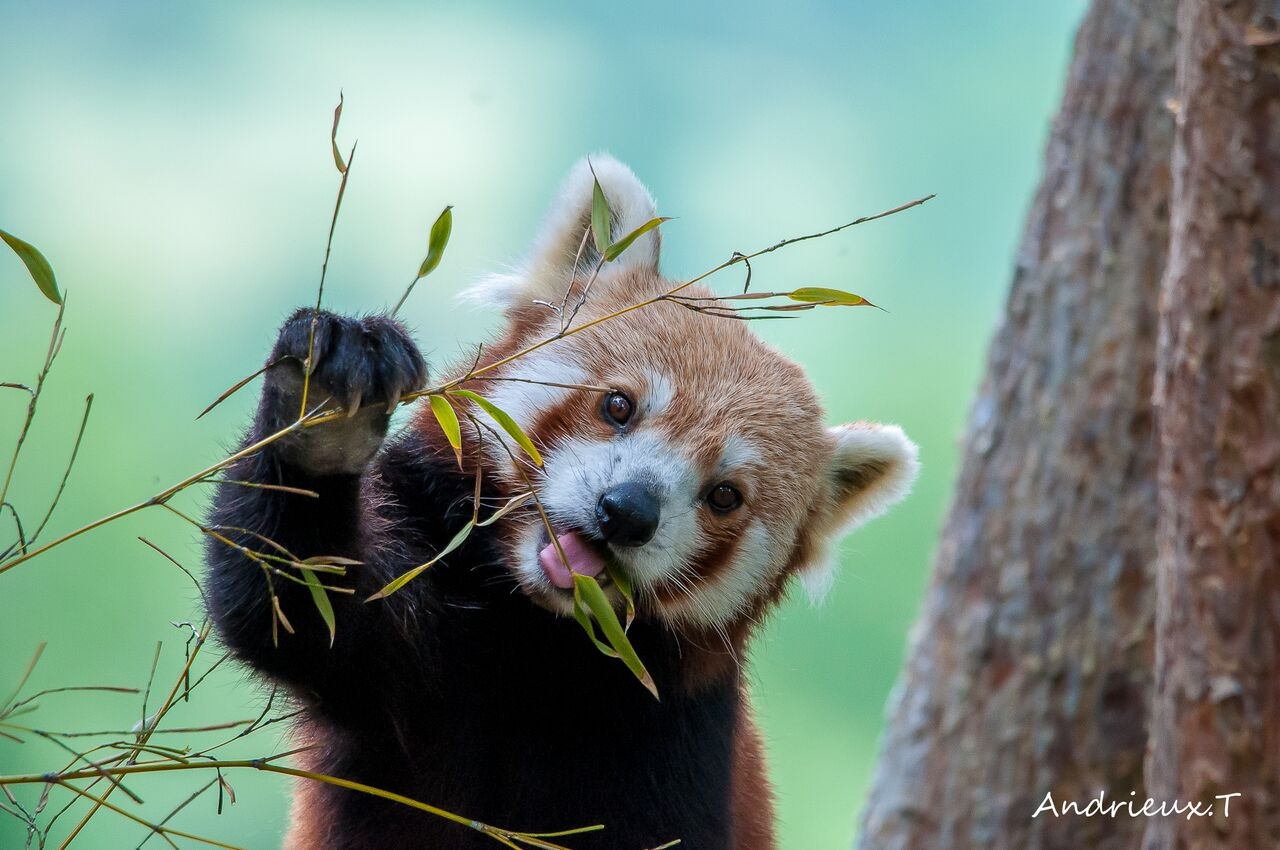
[596, 482, 660, 547]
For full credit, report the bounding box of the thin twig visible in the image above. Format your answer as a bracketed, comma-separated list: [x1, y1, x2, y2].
[53, 622, 212, 845]
[0, 501, 27, 561]
[135, 777, 220, 849]
[0, 750, 602, 849]
[405, 194, 936, 398]
[299, 141, 358, 420]
[0, 299, 67, 513]
[26, 395, 93, 546]
[1, 643, 47, 716]
[196, 356, 293, 421]
[0, 196, 931, 582]
[137, 538, 208, 608]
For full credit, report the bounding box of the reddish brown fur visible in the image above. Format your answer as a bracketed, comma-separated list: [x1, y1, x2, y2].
[283, 727, 339, 849]
[730, 697, 777, 850]
[413, 267, 835, 636]
[409, 268, 843, 702]
[396, 264, 890, 849]
[215, 158, 915, 850]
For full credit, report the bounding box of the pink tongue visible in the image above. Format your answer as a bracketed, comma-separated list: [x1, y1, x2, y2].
[538, 531, 605, 589]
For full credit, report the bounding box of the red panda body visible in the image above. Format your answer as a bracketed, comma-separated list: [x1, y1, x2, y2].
[206, 156, 917, 849]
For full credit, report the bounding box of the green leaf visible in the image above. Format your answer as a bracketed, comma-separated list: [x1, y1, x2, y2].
[787, 287, 875, 307]
[299, 568, 337, 647]
[571, 581, 619, 661]
[417, 206, 453, 279]
[300, 555, 362, 567]
[603, 217, 671, 262]
[429, 394, 463, 468]
[573, 573, 658, 699]
[590, 173, 611, 255]
[606, 564, 636, 631]
[291, 562, 345, 574]
[330, 93, 347, 173]
[294, 554, 357, 574]
[368, 519, 474, 600]
[272, 595, 295, 636]
[450, 389, 543, 467]
[717, 291, 778, 301]
[759, 303, 821, 312]
[475, 491, 533, 527]
[1, 228, 61, 305]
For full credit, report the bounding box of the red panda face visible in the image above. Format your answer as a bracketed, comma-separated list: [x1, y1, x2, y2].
[435, 156, 919, 637]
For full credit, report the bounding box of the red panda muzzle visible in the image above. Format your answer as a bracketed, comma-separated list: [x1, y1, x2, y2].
[595, 480, 661, 546]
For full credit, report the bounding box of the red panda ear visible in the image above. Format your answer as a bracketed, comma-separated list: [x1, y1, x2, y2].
[461, 154, 661, 310]
[794, 423, 920, 602]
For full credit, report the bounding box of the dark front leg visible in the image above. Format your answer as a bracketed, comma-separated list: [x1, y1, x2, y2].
[205, 309, 427, 705]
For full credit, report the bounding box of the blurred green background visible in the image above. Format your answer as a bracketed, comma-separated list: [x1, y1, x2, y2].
[0, 1, 1085, 847]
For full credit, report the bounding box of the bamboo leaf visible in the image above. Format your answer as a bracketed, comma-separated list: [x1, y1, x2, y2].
[394, 206, 454, 314]
[475, 492, 534, 527]
[429, 394, 463, 468]
[1, 228, 61, 305]
[590, 173, 611, 255]
[450, 389, 543, 466]
[293, 554, 356, 574]
[571, 589, 619, 659]
[290, 562, 345, 575]
[715, 291, 779, 301]
[330, 93, 347, 173]
[299, 568, 337, 648]
[606, 564, 636, 631]
[300, 555, 362, 567]
[368, 520, 474, 600]
[786, 286, 875, 307]
[603, 216, 670, 262]
[759, 303, 821, 312]
[573, 574, 658, 699]
[272, 595, 295, 635]
[417, 206, 453, 279]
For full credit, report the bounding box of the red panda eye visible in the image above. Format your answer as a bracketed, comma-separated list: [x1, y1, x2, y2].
[706, 483, 742, 513]
[603, 392, 634, 426]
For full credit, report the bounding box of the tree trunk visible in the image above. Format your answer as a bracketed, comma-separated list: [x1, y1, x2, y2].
[857, 1, 1176, 848]
[860, 0, 1280, 847]
[1143, 2, 1280, 848]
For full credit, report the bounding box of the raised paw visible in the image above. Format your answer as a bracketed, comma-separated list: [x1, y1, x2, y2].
[270, 309, 428, 414]
[263, 309, 428, 474]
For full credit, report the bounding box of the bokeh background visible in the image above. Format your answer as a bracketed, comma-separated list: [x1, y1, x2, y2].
[0, 2, 1085, 847]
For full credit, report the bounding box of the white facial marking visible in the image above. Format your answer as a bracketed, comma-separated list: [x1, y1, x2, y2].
[641, 368, 675, 418]
[501, 377, 794, 631]
[534, 432, 704, 587]
[716, 434, 763, 476]
[480, 354, 586, 469]
[660, 520, 784, 629]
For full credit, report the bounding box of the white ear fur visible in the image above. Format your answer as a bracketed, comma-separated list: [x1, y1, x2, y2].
[798, 423, 920, 602]
[461, 154, 660, 309]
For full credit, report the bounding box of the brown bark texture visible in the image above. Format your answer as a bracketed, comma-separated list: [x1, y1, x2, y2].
[857, 0, 1176, 848]
[1143, 1, 1280, 848]
[861, 0, 1280, 847]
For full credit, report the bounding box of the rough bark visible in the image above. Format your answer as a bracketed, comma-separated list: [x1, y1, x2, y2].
[1143, 2, 1280, 848]
[857, 1, 1176, 848]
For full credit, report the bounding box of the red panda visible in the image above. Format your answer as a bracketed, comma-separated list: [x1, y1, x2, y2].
[206, 155, 918, 850]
